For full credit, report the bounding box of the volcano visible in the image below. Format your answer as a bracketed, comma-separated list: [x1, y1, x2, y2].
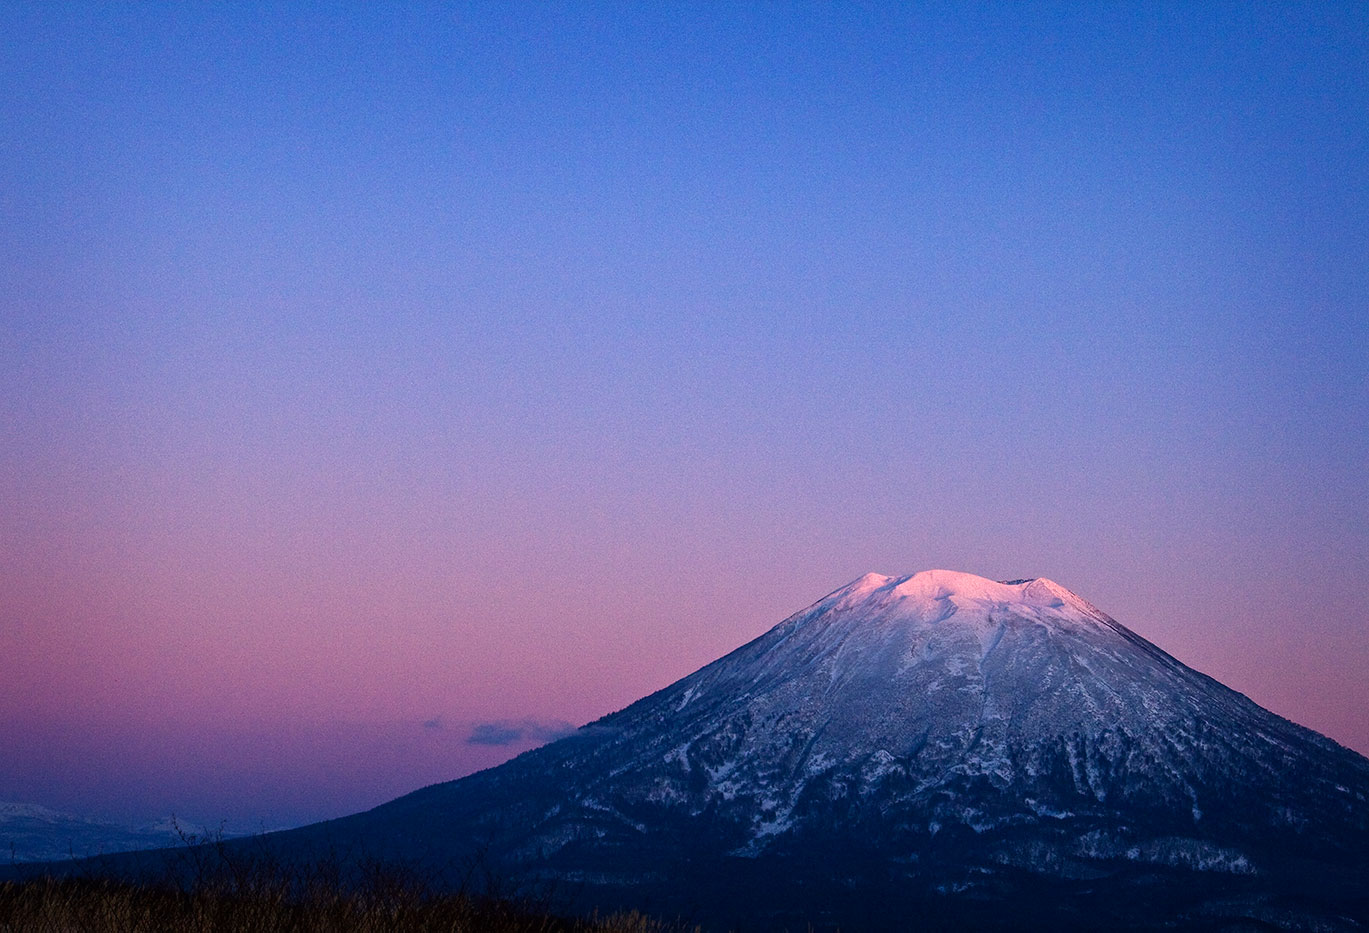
[51, 571, 1369, 929]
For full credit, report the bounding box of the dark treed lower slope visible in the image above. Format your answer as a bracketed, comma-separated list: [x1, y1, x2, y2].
[18, 571, 1369, 931]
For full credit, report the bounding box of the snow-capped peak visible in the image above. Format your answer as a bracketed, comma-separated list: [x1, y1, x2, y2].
[158, 567, 1369, 933]
[890, 569, 1025, 602]
[827, 569, 1105, 623]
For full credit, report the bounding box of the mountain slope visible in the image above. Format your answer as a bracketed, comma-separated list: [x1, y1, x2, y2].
[34, 571, 1369, 929]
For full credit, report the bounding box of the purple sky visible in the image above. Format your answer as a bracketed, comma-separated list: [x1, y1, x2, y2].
[3, 3, 1366, 830]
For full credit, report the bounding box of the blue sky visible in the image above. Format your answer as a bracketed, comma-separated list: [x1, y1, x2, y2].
[2, 2, 1366, 827]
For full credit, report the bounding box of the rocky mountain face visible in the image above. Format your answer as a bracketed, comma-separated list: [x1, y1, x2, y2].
[34, 571, 1369, 929]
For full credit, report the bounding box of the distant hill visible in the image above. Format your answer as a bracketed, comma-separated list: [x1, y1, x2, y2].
[0, 802, 218, 864]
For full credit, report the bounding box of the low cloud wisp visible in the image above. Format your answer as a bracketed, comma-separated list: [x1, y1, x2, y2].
[466, 719, 577, 747]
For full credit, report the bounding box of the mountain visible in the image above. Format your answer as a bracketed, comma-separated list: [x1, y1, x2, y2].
[26, 571, 1369, 929]
[0, 802, 208, 864]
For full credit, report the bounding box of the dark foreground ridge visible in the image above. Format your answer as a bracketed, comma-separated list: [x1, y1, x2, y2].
[12, 571, 1369, 931]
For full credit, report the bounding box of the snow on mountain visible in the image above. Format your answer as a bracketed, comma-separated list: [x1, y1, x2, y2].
[509, 568, 1366, 867]
[28, 570, 1369, 929]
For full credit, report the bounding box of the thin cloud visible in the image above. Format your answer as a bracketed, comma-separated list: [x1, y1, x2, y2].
[466, 719, 576, 746]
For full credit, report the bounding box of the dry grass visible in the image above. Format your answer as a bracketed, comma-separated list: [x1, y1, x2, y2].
[0, 877, 678, 932]
[0, 841, 686, 933]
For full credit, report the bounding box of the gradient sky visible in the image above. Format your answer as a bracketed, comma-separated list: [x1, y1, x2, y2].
[2, 3, 1366, 830]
